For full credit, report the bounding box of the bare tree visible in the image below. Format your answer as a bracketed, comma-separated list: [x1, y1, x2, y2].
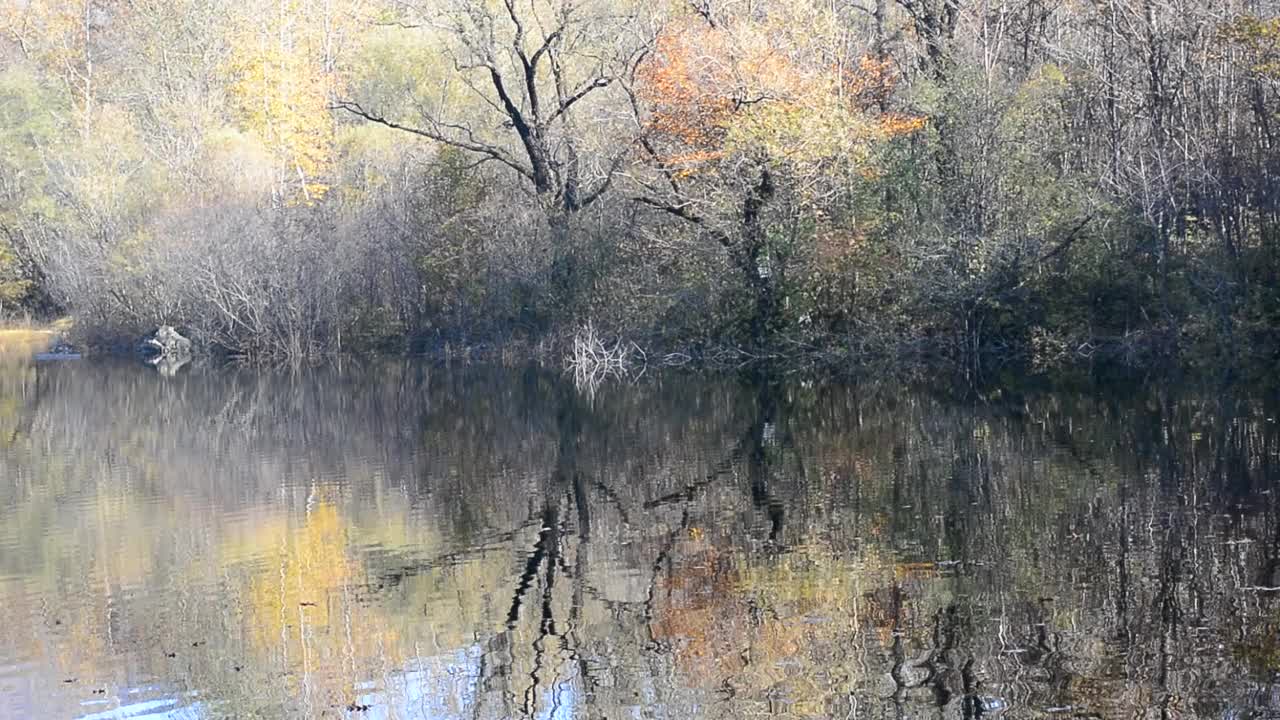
[334, 0, 651, 234]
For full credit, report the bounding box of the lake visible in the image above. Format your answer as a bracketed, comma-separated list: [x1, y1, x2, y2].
[1, 360, 1279, 719]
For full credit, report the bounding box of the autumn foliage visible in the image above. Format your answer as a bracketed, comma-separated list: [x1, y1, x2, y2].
[1, 0, 1277, 364]
[636, 15, 924, 176]
[637, 27, 737, 168]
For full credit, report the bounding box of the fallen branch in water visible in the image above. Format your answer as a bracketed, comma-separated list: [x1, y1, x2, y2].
[564, 322, 647, 393]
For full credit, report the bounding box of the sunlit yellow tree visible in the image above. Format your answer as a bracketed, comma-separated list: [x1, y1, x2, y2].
[225, 0, 366, 205]
[0, 0, 99, 126]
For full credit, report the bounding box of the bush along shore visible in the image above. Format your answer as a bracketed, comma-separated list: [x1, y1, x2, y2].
[1, 1, 1276, 374]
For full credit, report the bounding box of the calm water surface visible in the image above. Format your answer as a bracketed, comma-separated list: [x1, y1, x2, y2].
[2, 360, 1280, 719]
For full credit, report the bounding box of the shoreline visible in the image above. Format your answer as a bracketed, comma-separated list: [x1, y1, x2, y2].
[6, 319, 1275, 390]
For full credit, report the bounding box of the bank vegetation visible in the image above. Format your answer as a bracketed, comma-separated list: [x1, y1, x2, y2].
[1, 0, 1277, 370]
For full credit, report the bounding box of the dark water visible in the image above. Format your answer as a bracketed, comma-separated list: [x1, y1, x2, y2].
[2, 361, 1280, 719]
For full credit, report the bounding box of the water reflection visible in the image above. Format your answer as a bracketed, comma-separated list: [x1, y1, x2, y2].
[1, 361, 1279, 719]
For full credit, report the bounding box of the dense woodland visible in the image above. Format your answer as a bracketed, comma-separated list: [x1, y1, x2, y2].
[0, 0, 1277, 367]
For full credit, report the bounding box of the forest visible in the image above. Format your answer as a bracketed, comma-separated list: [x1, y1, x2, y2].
[0, 0, 1277, 368]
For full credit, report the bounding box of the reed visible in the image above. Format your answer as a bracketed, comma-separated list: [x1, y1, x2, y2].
[0, 328, 55, 359]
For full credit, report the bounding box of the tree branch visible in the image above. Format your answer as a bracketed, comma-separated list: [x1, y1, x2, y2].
[549, 76, 613, 124]
[633, 196, 734, 247]
[331, 100, 533, 180]
[577, 141, 636, 209]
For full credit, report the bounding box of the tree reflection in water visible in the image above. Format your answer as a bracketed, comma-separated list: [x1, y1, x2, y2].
[0, 361, 1278, 719]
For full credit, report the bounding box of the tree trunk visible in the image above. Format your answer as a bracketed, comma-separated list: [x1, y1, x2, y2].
[740, 168, 779, 342]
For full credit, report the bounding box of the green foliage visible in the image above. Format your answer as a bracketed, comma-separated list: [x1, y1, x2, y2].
[0, 68, 67, 313]
[411, 148, 503, 329]
[347, 27, 442, 110]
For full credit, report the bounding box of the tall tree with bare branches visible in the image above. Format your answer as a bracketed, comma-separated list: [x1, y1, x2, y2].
[334, 0, 651, 235]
